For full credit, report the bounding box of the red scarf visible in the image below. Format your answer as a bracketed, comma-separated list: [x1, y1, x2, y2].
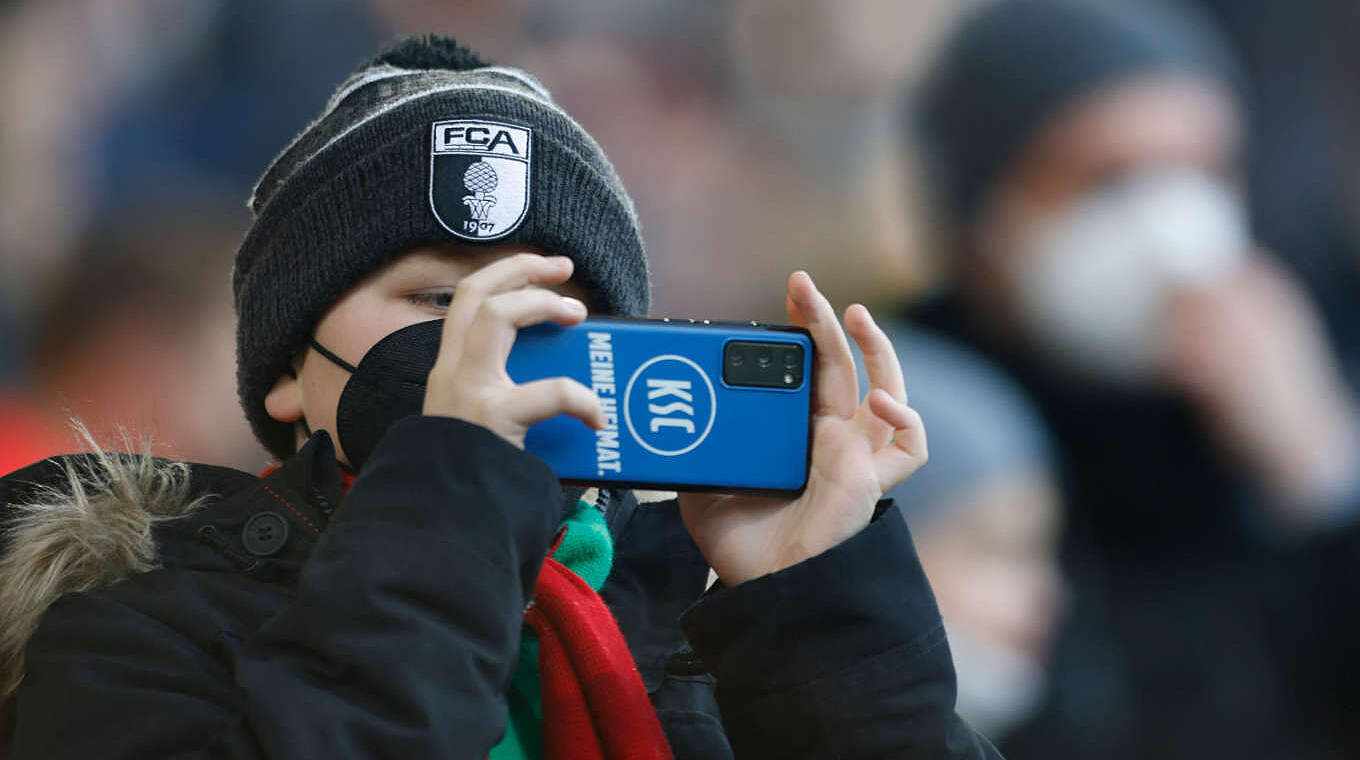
[525, 556, 672, 760]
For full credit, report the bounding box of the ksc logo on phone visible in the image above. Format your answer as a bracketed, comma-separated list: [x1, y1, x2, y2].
[623, 355, 716, 456]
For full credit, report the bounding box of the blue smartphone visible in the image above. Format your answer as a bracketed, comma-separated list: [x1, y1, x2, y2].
[506, 317, 814, 494]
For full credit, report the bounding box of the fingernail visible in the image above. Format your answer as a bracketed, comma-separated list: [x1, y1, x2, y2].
[562, 296, 586, 312]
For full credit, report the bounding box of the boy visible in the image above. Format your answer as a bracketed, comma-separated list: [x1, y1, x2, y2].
[0, 37, 998, 759]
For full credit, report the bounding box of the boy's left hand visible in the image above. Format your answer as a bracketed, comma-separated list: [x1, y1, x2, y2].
[677, 272, 928, 586]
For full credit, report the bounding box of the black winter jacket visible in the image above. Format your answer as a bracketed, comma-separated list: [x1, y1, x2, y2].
[0, 415, 1000, 759]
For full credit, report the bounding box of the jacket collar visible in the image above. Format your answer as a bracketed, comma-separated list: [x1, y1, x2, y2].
[162, 431, 344, 576]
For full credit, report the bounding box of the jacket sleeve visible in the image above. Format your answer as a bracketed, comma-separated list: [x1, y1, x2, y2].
[679, 504, 1003, 760]
[12, 416, 564, 759]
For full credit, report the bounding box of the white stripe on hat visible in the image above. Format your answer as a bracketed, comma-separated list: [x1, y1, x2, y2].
[253, 75, 637, 226]
[251, 68, 556, 211]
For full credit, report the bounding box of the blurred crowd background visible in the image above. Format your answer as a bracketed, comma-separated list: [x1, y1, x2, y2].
[3, 0, 1360, 758]
[0, 0, 972, 470]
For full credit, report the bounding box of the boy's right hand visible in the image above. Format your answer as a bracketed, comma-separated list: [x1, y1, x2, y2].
[422, 253, 605, 449]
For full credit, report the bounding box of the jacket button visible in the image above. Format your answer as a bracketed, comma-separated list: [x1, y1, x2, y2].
[664, 648, 708, 676]
[242, 511, 289, 557]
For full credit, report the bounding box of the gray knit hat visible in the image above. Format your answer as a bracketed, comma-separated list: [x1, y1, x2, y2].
[915, 0, 1240, 224]
[234, 37, 650, 460]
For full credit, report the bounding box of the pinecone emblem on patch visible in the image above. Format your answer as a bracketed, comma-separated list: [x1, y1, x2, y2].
[430, 120, 532, 240]
[462, 161, 499, 221]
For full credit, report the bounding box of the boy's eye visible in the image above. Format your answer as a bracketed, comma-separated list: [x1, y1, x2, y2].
[408, 291, 455, 309]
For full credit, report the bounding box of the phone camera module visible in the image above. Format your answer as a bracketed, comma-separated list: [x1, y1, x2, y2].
[724, 340, 805, 389]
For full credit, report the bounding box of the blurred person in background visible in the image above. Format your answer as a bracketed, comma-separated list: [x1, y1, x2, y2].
[0, 0, 385, 471]
[1170, 6, 1360, 747]
[13, 196, 267, 472]
[0, 194, 266, 474]
[88, 0, 385, 210]
[0, 0, 381, 314]
[514, 0, 966, 321]
[909, 0, 1360, 757]
[857, 326, 1066, 745]
[1190, 0, 1360, 384]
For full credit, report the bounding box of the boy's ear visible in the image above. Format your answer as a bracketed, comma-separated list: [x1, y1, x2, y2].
[264, 371, 304, 424]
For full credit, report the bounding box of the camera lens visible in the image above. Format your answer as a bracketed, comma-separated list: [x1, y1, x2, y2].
[723, 341, 806, 389]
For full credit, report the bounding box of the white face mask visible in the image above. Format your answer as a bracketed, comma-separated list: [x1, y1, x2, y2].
[947, 626, 1048, 741]
[1007, 168, 1248, 385]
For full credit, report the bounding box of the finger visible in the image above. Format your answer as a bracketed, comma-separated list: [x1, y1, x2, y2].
[867, 390, 928, 491]
[787, 271, 857, 417]
[845, 304, 907, 404]
[785, 293, 806, 329]
[459, 289, 588, 377]
[504, 377, 606, 430]
[853, 395, 897, 451]
[438, 254, 575, 369]
[457, 252, 576, 297]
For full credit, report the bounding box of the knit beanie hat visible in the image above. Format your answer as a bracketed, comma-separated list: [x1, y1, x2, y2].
[914, 0, 1241, 225]
[234, 36, 650, 460]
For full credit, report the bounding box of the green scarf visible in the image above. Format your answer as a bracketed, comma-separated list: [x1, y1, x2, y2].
[489, 501, 614, 760]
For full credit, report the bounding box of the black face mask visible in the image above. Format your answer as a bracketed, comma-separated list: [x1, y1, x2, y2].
[312, 319, 587, 510]
[313, 320, 442, 473]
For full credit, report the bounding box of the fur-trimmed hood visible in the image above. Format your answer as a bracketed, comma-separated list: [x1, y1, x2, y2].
[0, 434, 652, 704]
[0, 447, 211, 699]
